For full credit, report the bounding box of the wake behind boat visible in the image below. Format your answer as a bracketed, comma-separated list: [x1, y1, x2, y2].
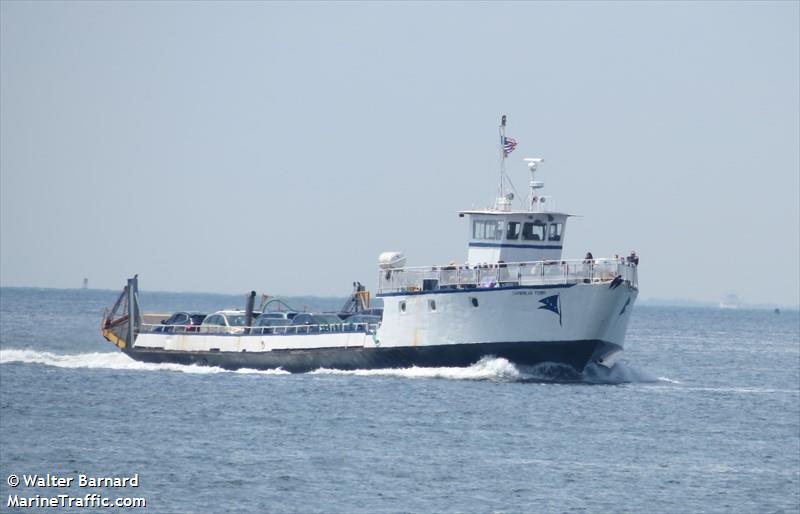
[101, 116, 639, 373]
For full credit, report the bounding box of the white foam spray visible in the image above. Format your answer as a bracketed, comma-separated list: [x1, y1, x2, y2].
[310, 355, 522, 381]
[1, 348, 675, 384]
[0, 349, 289, 375]
[582, 361, 668, 384]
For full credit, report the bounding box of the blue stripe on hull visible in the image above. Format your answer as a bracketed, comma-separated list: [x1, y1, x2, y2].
[125, 340, 620, 374]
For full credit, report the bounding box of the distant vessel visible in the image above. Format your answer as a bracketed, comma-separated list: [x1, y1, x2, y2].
[720, 294, 742, 309]
[101, 116, 640, 373]
[82, 278, 88, 290]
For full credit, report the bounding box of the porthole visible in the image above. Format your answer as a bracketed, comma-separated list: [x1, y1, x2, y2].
[471, 297, 479, 308]
[428, 300, 437, 311]
[399, 301, 406, 313]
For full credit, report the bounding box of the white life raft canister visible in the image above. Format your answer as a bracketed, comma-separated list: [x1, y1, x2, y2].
[378, 251, 407, 269]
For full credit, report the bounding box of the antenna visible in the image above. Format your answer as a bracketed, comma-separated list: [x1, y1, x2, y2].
[524, 157, 545, 212]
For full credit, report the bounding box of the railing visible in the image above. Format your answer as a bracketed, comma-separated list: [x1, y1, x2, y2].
[140, 322, 381, 336]
[377, 258, 638, 294]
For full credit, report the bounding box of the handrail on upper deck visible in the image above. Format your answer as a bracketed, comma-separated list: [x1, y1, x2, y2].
[139, 321, 381, 337]
[377, 258, 638, 294]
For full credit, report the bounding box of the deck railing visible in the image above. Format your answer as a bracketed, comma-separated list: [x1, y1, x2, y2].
[377, 258, 638, 294]
[140, 322, 380, 337]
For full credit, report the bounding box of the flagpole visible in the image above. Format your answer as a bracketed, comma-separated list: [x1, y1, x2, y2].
[498, 115, 507, 207]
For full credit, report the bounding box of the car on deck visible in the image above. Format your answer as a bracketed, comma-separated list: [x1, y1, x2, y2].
[157, 312, 207, 333]
[251, 315, 293, 334]
[342, 314, 382, 332]
[291, 313, 344, 334]
[257, 311, 298, 320]
[200, 310, 259, 335]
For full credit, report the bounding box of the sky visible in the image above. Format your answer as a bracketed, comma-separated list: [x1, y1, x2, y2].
[1, 1, 798, 306]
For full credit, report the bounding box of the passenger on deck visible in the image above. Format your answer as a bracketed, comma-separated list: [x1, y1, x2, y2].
[583, 252, 594, 264]
[628, 251, 639, 266]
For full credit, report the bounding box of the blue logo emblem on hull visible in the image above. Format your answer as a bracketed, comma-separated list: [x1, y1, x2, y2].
[538, 294, 562, 326]
[619, 296, 631, 317]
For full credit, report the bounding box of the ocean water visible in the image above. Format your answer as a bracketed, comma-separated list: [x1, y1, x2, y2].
[0, 287, 798, 514]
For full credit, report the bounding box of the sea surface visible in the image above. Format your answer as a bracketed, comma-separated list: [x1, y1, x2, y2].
[0, 287, 798, 513]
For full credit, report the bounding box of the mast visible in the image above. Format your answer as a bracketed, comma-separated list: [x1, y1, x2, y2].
[495, 115, 515, 211]
[493, 115, 544, 212]
[499, 115, 507, 204]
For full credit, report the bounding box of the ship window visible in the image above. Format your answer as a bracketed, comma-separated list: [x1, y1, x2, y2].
[507, 222, 520, 240]
[522, 221, 546, 241]
[473, 220, 485, 239]
[549, 223, 563, 241]
[428, 300, 436, 311]
[399, 301, 406, 313]
[486, 221, 502, 240]
[471, 297, 479, 308]
[473, 220, 503, 240]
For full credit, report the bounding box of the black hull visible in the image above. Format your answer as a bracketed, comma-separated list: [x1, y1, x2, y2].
[123, 340, 621, 374]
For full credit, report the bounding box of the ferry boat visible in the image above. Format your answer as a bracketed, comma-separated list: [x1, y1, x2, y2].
[101, 116, 639, 373]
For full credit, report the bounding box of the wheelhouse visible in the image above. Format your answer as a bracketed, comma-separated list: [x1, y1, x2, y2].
[459, 210, 569, 265]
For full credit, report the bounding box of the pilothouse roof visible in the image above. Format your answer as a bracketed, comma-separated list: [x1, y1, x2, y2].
[458, 209, 573, 217]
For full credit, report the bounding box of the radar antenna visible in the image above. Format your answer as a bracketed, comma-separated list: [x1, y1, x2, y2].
[524, 158, 545, 212]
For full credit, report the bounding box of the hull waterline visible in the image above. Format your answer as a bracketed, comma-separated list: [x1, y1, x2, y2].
[121, 339, 622, 374]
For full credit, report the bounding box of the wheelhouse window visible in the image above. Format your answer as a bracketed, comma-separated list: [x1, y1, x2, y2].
[522, 221, 546, 241]
[549, 223, 563, 241]
[507, 221, 520, 240]
[473, 220, 485, 239]
[472, 220, 503, 240]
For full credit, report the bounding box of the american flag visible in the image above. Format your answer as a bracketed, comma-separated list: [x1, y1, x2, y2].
[503, 137, 518, 154]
